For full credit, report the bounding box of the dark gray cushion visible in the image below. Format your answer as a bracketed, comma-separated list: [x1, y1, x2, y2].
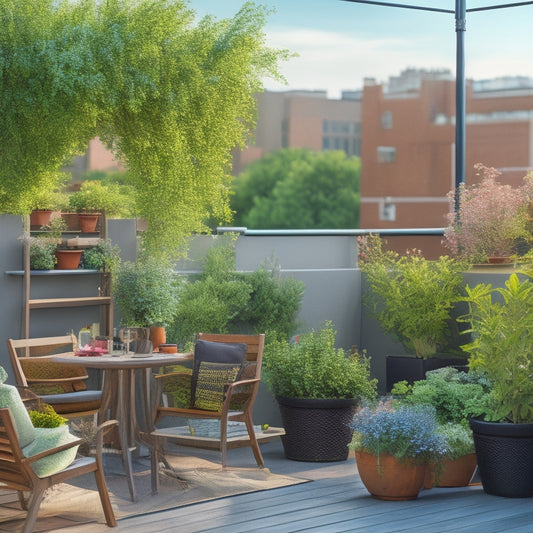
[191, 340, 247, 403]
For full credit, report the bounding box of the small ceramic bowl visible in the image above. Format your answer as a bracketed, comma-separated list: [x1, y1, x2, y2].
[158, 343, 178, 354]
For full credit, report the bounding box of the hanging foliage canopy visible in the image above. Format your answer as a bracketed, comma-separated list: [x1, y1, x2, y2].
[0, 0, 289, 257]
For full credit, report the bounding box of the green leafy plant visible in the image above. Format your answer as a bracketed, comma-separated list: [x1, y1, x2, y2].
[168, 243, 304, 347]
[437, 423, 475, 460]
[263, 322, 377, 400]
[359, 234, 467, 358]
[29, 404, 68, 428]
[68, 180, 125, 216]
[82, 239, 121, 273]
[1, 1, 289, 260]
[29, 238, 57, 270]
[350, 402, 447, 464]
[26, 216, 68, 269]
[114, 257, 180, 327]
[390, 367, 489, 426]
[460, 272, 533, 423]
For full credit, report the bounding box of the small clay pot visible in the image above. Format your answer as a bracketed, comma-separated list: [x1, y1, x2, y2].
[158, 343, 178, 354]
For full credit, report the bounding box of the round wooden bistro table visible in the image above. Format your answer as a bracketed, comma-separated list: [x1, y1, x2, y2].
[51, 351, 193, 501]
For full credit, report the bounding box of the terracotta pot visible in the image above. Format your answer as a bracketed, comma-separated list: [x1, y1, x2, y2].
[78, 213, 100, 233]
[424, 453, 477, 489]
[55, 249, 82, 270]
[158, 343, 178, 354]
[149, 326, 166, 352]
[29, 210, 53, 228]
[487, 256, 513, 264]
[355, 451, 425, 501]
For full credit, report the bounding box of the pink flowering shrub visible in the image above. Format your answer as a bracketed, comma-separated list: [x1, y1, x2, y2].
[443, 164, 533, 262]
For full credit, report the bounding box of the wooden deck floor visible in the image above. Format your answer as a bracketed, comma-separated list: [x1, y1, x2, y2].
[38, 441, 533, 532]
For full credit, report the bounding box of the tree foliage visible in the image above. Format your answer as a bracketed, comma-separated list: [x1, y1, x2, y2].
[0, 0, 289, 257]
[231, 148, 361, 229]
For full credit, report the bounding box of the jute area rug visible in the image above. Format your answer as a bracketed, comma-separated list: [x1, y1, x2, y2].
[0, 451, 308, 532]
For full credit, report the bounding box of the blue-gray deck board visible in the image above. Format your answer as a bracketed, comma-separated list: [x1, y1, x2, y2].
[45, 441, 533, 532]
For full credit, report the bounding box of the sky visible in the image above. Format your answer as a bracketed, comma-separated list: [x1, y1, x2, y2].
[188, 0, 533, 98]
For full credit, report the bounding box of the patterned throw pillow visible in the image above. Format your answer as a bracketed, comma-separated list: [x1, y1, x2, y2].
[191, 340, 247, 401]
[193, 362, 241, 411]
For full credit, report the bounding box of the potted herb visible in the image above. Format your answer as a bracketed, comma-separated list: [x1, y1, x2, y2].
[114, 257, 180, 351]
[68, 181, 124, 232]
[82, 239, 121, 273]
[460, 272, 533, 497]
[391, 368, 488, 489]
[430, 423, 476, 488]
[263, 321, 377, 462]
[359, 234, 468, 390]
[350, 402, 446, 500]
[443, 163, 532, 263]
[28, 236, 57, 270]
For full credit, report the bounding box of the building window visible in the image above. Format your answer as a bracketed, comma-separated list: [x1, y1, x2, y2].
[377, 146, 396, 163]
[381, 111, 393, 129]
[379, 201, 396, 221]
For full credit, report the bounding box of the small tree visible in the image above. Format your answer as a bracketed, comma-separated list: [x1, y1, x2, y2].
[232, 148, 361, 229]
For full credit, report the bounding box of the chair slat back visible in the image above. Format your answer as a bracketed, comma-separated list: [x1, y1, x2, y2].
[197, 333, 265, 379]
[7, 335, 84, 390]
[0, 408, 34, 491]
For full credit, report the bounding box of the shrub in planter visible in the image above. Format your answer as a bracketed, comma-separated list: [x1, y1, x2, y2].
[460, 272, 533, 497]
[263, 322, 377, 461]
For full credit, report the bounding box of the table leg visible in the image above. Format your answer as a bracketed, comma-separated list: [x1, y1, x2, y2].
[98, 369, 136, 502]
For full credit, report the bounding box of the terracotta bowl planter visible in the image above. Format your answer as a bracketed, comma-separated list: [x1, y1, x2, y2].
[55, 249, 82, 270]
[355, 451, 426, 501]
[158, 344, 178, 354]
[29, 210, 53, 228]
[78, 213, 101, 233]
[424, 453, 477, 489]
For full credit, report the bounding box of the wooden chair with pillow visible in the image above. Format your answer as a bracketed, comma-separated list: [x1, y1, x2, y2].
[7, 335, 101, 418]
[150, 333, 265, 492]
[0, 366, 116, 532]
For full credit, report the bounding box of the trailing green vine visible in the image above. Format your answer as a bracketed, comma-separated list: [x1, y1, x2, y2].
[0, 0, 290, 259]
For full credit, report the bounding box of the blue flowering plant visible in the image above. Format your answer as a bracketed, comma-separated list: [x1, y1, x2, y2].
[350, 401, 447, 464]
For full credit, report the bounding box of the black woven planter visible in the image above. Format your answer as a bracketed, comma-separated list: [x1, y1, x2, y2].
[276, 396, 358, 462]
[470, 418, 533, 498]
[386, 355, 468, 392]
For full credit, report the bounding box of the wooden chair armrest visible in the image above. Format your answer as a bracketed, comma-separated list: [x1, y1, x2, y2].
[26, 375, 89, 384]
[95, 419, 119, 459]
[221, 378, 260, 414]
[23, 437, 85, 465]
[154, 371, 190, 381]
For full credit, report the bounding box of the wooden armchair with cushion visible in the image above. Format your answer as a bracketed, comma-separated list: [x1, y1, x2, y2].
[0, 366, 116, 532]
[7, 335, 101, 418]
[150, 333, 265, 492]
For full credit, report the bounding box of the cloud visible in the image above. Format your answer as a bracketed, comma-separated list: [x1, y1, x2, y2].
[262, 27, 455, 97]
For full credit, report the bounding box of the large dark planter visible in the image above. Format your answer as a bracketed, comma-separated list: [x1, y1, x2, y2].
[386, 354, 468, 392]
[470, 418, 533, 498]
[276, 396, 358, 462]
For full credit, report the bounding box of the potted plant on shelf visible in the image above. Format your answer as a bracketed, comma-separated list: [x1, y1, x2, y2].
[443, 163, 533, 264]
[262, 321, 377, 462]
[350, 402, 447, 500]
[359, 234, 469, 391]
[460, 271, 533, 497]
[28, 176, 69, 228]
[68, 180, 124, 232]
[113, 257, 180, 351]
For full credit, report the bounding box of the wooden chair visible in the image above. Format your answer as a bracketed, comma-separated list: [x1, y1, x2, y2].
[7, 335, 101, 418]
[150, 333, 265, 492]
[0, 408, 116, 532]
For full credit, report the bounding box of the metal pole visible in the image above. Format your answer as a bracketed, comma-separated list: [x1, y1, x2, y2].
[455, 0, 466, 202]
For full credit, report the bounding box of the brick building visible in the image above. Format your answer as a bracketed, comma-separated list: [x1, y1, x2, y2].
[361, 69, 533, 234]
